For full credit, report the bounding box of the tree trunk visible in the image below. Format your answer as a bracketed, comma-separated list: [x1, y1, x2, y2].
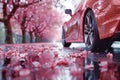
[4, 21, 13, 44]
[35, 37, 39, 42]
[34, 33, 38, 42]
[22, 29, 26, 43]
[29, 32, 33, 43]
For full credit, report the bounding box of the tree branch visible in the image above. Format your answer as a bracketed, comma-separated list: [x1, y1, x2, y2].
[31, 25, 39, 34]
[13, 15, 18, 20]
[2, 3, 7, 20]
[37, 24, 48, 34]
[23, 14, 34, 30]
[8, 0, 42, 20]
[8, 5, 19, 20]
[27, 15, 33, 23]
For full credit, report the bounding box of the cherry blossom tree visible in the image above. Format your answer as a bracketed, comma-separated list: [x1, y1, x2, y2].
[0, 0, 64, 44]
[0, 0, 41, 44]
[23, 0, 64, 42]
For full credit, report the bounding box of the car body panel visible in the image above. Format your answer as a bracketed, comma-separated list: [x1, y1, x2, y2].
[63, 0, 120, 43]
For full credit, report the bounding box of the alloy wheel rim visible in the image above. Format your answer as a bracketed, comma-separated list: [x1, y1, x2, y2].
[84, 14, 94, 48]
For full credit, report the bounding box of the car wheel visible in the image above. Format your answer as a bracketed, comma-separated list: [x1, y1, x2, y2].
[62, 27, 71, 47]
[84, 10, 100, 52]
[84, 10, 113, 52]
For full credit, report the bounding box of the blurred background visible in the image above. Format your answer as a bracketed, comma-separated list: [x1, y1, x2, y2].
[0, 0, 81, 44]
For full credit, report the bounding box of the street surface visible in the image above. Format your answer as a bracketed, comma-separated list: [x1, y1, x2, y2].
[0, 42, 119, 80]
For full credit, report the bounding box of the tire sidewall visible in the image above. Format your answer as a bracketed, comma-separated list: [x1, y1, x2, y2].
[84, 10, 100, 52]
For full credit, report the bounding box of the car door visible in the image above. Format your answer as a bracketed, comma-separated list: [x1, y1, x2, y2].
[65, 12, 80, 42]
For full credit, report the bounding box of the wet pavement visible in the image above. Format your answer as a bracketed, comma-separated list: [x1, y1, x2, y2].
[0, 43, 119, 80]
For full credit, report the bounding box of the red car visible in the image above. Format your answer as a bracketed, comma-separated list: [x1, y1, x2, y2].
[62, 0, 120, 52]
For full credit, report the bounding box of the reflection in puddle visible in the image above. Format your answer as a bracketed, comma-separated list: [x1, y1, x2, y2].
[84, 52, 120, 80]
[0, 43, 119, 80]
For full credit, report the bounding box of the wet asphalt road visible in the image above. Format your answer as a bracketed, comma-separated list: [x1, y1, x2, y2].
[0, 42, 119, 80]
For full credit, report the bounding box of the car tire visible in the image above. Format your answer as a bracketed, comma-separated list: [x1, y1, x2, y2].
[84, 10, 100, 52]
[84, 10, 112, 52]
[84, 10, 113, 52]
[62, 27, 71, 47]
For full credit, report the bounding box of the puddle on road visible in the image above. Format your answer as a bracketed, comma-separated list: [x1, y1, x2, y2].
[0, 43, 119, 80]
